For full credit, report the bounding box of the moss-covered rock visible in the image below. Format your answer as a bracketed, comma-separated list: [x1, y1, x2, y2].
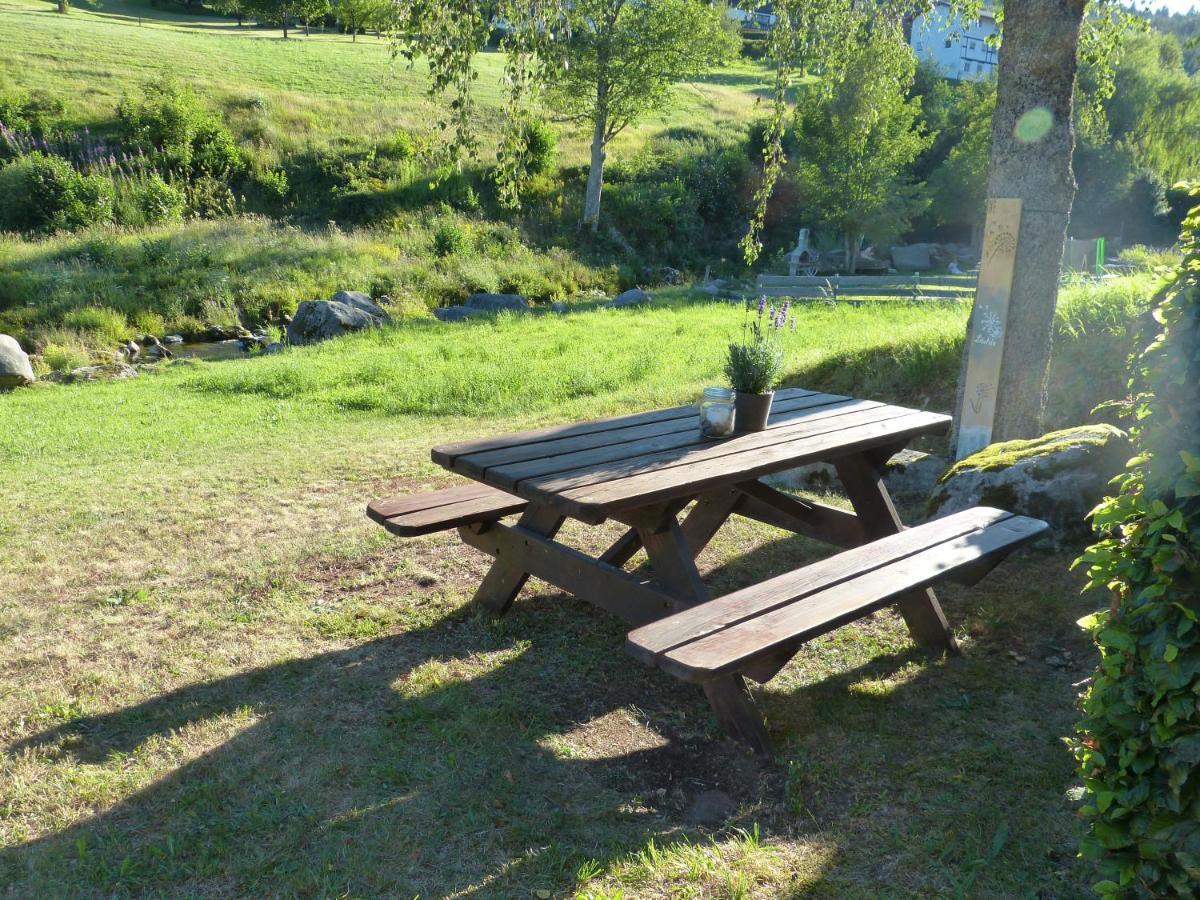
[929, 424, 1129, 545]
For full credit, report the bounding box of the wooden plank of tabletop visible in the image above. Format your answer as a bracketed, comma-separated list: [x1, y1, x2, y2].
[522, 402, 922, 497]
[452, 389, 837, 478]
[481, 395, 868, 490]
[552, 410, 950, 523]
[431, 387, 817, 467]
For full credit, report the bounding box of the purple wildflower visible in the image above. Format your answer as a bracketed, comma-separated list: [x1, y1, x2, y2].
[756, 295, 766, 316]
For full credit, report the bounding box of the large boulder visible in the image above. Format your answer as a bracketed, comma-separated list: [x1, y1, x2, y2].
[889, 243, 933, 271]
[286, 291, 390, 346]
[929, 424, 1130, 545]
[43, 363, 138, 384]
[464, 292, 529, 313]
[607, 288, 651, 308]
[432, 305, 485, 322]
[0, 334, 35, 389]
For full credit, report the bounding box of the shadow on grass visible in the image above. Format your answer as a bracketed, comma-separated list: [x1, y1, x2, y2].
[3, 526, 1097, 895]
[2, 589, 782, 896]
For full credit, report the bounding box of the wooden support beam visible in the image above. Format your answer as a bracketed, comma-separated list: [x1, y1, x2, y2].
[834, 453, 958, 654]
[679, 488, 742, 557]
[459, 521, 679, 626]
[733, 480, 866, 548]
[469, 504, 563, 616]
[703, 676, 771, 755]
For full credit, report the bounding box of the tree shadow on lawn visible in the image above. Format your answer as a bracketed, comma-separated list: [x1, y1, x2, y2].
[2, 590, 783, 896]
[4, 533, 1099, 896]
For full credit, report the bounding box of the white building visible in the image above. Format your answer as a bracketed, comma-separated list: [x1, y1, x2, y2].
[909, 2, 998, 81]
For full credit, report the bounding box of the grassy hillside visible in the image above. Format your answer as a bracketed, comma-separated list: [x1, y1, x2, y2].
[0, 0, 778, 352]
[0, 0, 770, 162]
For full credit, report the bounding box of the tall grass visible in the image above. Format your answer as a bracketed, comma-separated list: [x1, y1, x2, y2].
[0, 217, 615, 351]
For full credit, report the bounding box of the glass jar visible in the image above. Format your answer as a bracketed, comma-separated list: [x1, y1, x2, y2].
[699, 386, 736, 439]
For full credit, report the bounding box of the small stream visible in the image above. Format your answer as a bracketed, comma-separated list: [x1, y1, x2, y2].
[168, 340, 255, 361]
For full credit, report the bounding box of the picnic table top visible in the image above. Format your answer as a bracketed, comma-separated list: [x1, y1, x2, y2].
[432, 387, 950, 524]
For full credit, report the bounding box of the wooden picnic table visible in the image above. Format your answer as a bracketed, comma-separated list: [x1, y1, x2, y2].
[423, 387, 962, 745]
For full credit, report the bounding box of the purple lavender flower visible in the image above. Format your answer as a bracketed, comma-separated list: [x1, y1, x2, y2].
[756, 295, 766, 316]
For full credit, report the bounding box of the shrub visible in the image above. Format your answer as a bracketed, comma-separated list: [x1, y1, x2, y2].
[1073, 197, 1200, 896]
[62, 307, 131, 346]
[253, 167, 289, 201]
[117, 80, 242, 177]
[0, 89, 66, 136]
[1116, 244, 1181, 271]
[183, 175, 238, 218]
[41, 341, 91, 373]
[380, 130, 415, 161]
[0, 152, 113, 234]
[521, 119, 557, 177]
[432, 220, 467, 258]
[135, 173, 185, 225]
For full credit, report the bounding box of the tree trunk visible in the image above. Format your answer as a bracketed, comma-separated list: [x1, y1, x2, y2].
[980, 0, 1086, 440]
[283, 20, 289, 38]
[351, 27, 356, 41]
[56, 0, 68, 12]
[581, 100, 608, 232]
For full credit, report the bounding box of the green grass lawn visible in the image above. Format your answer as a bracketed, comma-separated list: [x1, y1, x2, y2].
[0, 0, 771, 162]
[0, 289, 1141, 896]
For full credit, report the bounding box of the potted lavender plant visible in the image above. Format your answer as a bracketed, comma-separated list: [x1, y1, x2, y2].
[725, 297, 791, 432]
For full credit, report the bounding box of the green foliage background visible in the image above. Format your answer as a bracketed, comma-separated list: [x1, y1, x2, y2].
[1074, 191, 1200, 895]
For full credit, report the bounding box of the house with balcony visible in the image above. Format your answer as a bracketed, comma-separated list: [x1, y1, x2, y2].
[908, 1, 998, 81]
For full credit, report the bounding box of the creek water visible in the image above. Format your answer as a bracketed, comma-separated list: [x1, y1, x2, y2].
[168, 340, 251, 361]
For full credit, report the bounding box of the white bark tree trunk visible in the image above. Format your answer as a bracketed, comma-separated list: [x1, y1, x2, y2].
[581, 94, 608, 232]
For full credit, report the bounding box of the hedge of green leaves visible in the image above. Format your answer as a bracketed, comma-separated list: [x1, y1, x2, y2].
[1074, 191, 1200, 897]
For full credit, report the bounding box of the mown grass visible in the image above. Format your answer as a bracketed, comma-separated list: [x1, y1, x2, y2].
[0, 282, 1150, 896]
[0, 0, 770, 164]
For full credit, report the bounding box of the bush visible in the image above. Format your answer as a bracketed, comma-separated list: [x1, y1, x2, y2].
[379, 130, 415, 161]
[0, 152, 113, 234]
[61, 306, 131, 345]
[135, 173, 185, 225]
[432, 220, 467, 258]
[41, 341, 91, 373]
[1117, 244, 1181, 271]
[117, 80, 242, 178]
[0, 89, 66, 136]
[253, 167, 289, 201]
[521, 119, 557, 177]
[1073, 197, 1200, 896]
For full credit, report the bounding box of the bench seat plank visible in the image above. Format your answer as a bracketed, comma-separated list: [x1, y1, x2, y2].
[627, 508, 1048, 682]
[367, 484, 527, 537]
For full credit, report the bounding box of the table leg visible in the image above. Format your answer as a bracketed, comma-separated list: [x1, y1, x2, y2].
[834, 452, 958, 654]
[604, 488, 740, 571]
[635, 505, 769, 751]
[703, 676, 772, 755]
[679, 487, 741, 558]
[471, 503, 564, 616]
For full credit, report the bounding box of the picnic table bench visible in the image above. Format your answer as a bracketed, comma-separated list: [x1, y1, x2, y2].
[368, 388, 1047, 752]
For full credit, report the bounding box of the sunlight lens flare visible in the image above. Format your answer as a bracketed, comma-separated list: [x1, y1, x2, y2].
[1014, 106, 1054, 143]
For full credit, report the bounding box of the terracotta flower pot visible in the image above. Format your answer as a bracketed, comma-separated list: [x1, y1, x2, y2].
[734, 390, 774, 433]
